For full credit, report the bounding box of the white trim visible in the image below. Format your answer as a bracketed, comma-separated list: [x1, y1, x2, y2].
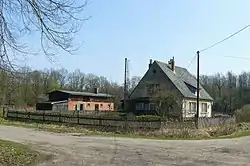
[51, 100, 68, 105]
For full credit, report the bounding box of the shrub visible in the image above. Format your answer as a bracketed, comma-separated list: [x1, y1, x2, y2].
[204, 125, 237, 137]
[235, 104, 250, 123]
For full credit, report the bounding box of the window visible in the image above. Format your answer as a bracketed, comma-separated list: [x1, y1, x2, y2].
[147, 84, 154, 95]
[189, 102, 196, 113]
[149, 103, 156, 110]
[100, 104, 103, 108]
[185, 82, 197, 95]
[87, 103, 90, 107]
[144, 103, 149, 110]
[202, 103, 207, 113]
[182, 102, 187, 110]
[155, 84, 160, 91]
[136, 103, 144, 110]
[80, 104, 84, 110]
[147, 84, 160, 95]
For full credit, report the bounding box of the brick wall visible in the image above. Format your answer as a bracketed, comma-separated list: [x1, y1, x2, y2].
[68, 100, 114, 111]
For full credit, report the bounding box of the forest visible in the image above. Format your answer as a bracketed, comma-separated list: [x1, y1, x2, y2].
[0, 67, 141, 109]
[0, 67, 249, 114]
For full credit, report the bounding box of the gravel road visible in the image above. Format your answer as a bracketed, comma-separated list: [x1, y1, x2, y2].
[0, 125, 250, 166]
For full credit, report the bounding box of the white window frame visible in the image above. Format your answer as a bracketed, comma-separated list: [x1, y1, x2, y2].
[201, 103, 208, 113]
[189, 102, 196, 113]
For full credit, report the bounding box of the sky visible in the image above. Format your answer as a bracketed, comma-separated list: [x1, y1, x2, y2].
[23, 0, 250, 84]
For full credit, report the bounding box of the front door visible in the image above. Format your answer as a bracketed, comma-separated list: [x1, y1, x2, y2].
[95, 104, 99, 113]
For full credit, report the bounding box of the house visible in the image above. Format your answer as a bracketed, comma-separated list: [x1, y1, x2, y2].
[126, 57, 214, 118]
[36, 88, 115, 112]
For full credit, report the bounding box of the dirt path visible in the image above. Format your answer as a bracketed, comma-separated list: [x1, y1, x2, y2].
[0, 125, 250, 166]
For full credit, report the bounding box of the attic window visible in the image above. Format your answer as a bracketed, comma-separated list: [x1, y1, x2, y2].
[185, 82, 197, 94]
[153, 69, 156, 74]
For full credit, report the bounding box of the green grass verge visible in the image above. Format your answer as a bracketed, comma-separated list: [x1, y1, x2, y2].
[217, 130, 250, 139]
[0, 139, 40, 166]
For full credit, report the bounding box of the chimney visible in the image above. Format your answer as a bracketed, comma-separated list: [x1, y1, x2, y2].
[171, 56, 175, 73]
[168, 57, 175, 73]
[94, 87, 99, 94]
[149, 59, 153, 69]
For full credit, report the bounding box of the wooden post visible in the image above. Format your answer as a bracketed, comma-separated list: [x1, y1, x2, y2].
[98, 117, 102, 126]
[16, 111, 18, 120]
[43, 110, 45, 121]
[2, 107, 5, 118]
[28, 111, 30, 120]
[196, 51, 200, 129]
[59, 110, 61, 123]
[77, 110, 80, 124]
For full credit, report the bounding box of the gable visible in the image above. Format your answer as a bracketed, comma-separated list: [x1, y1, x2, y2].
[129, 62, 183, 99]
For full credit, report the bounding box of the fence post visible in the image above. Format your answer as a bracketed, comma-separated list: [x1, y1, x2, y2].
[59, 111, 61, 123]
[77, 111, 79, 124]
[43, 111, 45, 121]
[99, 117, 102, 126]
[16, 111, 18, 120]
[124, 115, 128, 133]
[2, 107, 5, 119]
[28, 111, 30, 120]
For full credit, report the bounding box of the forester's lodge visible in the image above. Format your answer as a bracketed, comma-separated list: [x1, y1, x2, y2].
[125, 57, 214, 117]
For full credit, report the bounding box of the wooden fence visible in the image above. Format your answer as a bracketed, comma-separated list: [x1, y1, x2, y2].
[198, 116, 236, 128]
[4, 110, 236, 130]
[5, 110, 161, 131]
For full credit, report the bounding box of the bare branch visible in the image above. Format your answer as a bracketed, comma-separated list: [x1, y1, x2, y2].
[0, 0, 88, 72]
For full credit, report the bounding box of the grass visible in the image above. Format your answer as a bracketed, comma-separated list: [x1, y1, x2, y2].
[217, 129, 250, 139]
[0, 139, 40, 166]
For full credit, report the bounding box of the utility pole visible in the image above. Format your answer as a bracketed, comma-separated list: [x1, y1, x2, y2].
[196, 51, 200, 129]
[124, 58, 128, 110]
[229, 85, 232, 114]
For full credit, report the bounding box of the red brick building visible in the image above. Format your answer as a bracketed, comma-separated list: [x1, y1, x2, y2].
[36, 89, 115, 112]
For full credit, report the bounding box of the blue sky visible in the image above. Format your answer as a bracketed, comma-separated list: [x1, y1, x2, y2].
[24, 0, 250, 84]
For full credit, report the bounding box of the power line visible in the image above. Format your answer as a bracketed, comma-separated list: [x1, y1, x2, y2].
[185, 54, 197, 70]
[178, 54, 197, 79]
[224, 56, 250, 60]
[199, 24, 250, 53]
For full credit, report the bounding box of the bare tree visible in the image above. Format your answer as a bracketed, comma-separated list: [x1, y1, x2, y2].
[213, 73, 226, 97]
[129, 76, 141, 92]
[0, 0, 88, 71]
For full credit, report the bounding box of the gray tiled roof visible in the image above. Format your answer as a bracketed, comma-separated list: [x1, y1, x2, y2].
[48, 89, 114, 98]
[156, 61, 213, 101]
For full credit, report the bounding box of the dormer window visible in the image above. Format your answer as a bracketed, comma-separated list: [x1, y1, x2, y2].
[184, 82, 198, 95]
